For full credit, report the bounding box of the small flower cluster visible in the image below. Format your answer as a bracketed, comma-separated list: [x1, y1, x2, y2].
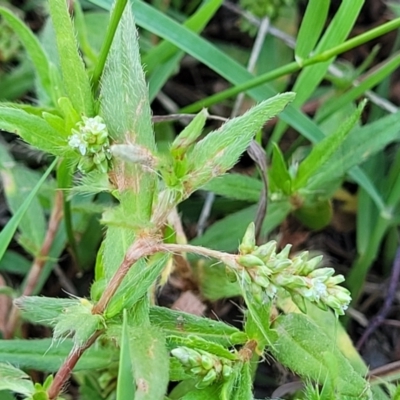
[234, 223, 351, 316]
[68, 115, 112, 173]
[171, 346, 233, 389]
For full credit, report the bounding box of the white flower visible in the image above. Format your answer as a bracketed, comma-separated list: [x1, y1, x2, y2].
[81, 116, 107, 135]
[68, 133, 87, 155]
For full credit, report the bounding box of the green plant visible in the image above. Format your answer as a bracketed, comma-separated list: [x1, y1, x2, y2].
[1, 0, 400, 399]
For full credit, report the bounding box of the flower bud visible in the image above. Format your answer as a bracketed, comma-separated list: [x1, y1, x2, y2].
[253, 241, 276, 261]
[237, 254, 264, 268]
[197, 369, 217, 389]
[239, 223, 256, 254]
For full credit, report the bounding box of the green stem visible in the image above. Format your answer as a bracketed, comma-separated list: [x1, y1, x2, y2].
[91, 0, 128, 93]
[181, 17, 400, 113]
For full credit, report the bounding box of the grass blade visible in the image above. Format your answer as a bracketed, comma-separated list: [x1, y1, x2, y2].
[0, 159, 57, 262]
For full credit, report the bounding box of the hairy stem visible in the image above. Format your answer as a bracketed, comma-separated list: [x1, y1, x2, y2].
[4, 190, 63, 339]
[91, 236, 162, 315]
[47, 330, 102, 400]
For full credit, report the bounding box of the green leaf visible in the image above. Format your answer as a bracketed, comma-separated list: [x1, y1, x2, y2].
[293, 0, 365, 107]
[128, 326, 169, 400]
[184, 93, 295, 193]
[294, 100, 366, 190]
[268, 143, 292, 195]
[105, 253, 168, 319]
[270, 313, 371, 399]
[0, 250, 30, 275]
[0, 363, 34, 396]
[195, 262, 242, 302]
[294, 199, 332, 230]
[295, 0, 330, 63]
[99, 3, 156, 223]
[0, 338, 115, 372]
[0, 60, 35, 101]
[308, 109, 400, 194]
[243, 292, 274, 349]
[0, 106, 67, 155]
[100, 4, 154, 150]
[171, 109, 208, 158]
[149, 306, 245, 346]
[116, 310, 136, 400]
[0, 159, 56, 263]
[0, 145, 47, 255]
[231, 362, 252, 400]
[0, 7, 53, 101]
[48, 0, 94, 115]
[203, 174, 262, 202]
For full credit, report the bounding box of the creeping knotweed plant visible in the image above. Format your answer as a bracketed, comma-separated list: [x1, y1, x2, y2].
[0, 0, 379, 399]
[68, 115, 112, 173]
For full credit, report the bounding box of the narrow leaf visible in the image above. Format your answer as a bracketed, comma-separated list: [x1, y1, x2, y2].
[116, 310, 136, 400]
[294, 100, 366, 189]
[48, 0, 94, 115]
[0, 7, 53, 100]
[0, 363, 34, 396]
[268, 143, 292, 195]
[129, 326, 169, 400]
[149, 306, 246, 346]
[0, 338, 114, 372]
[203, 174, 262, 202]
[0, 159, 56, 262]
[295, 0, 330, 63]
[184, 93, 295, 193]
[0, 106, 67, 155]
[0, 144, 47, 254]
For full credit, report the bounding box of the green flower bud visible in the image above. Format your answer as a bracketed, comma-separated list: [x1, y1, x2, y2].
[298, 255, 323, 275]
[239, 223, 256, 254]
[222, 364, 233, 379]
[78, 156, 95, 173]
[190, 366, 204, 375]
[198, 369, 217, 388]
[326, 274, 345, 286]
[171, 347, 200, 367]
[237, 254, 265, 268]
[276, 244, 292, 260]
[291, 292, 307, 313]
[253, 273, 271, 289]
[229, 331, 248, 344]
[308, 267, 334, 280]
[253, 241, 277, 261]
[270, 259, 292, 272]
[200, 354, 214, 370]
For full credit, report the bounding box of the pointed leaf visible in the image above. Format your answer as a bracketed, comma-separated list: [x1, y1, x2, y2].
[0, 145, 47, 254]
[0, 106, 67, 155]
[0, 338, 114, 372]
[0, 7, 53, 101]
[0, 159, 56, 262]
[116, 310, 136, 400]
[271, 313, 371, 399]
[0, 363, 34, 396]
[128, 326, 169, 400]
[184, 93, 294, 193]
[295, 0, 330, 63]
[48, 0, 94, 115]
[149, 306, 246, 346]
[268, 143, 292, 195]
